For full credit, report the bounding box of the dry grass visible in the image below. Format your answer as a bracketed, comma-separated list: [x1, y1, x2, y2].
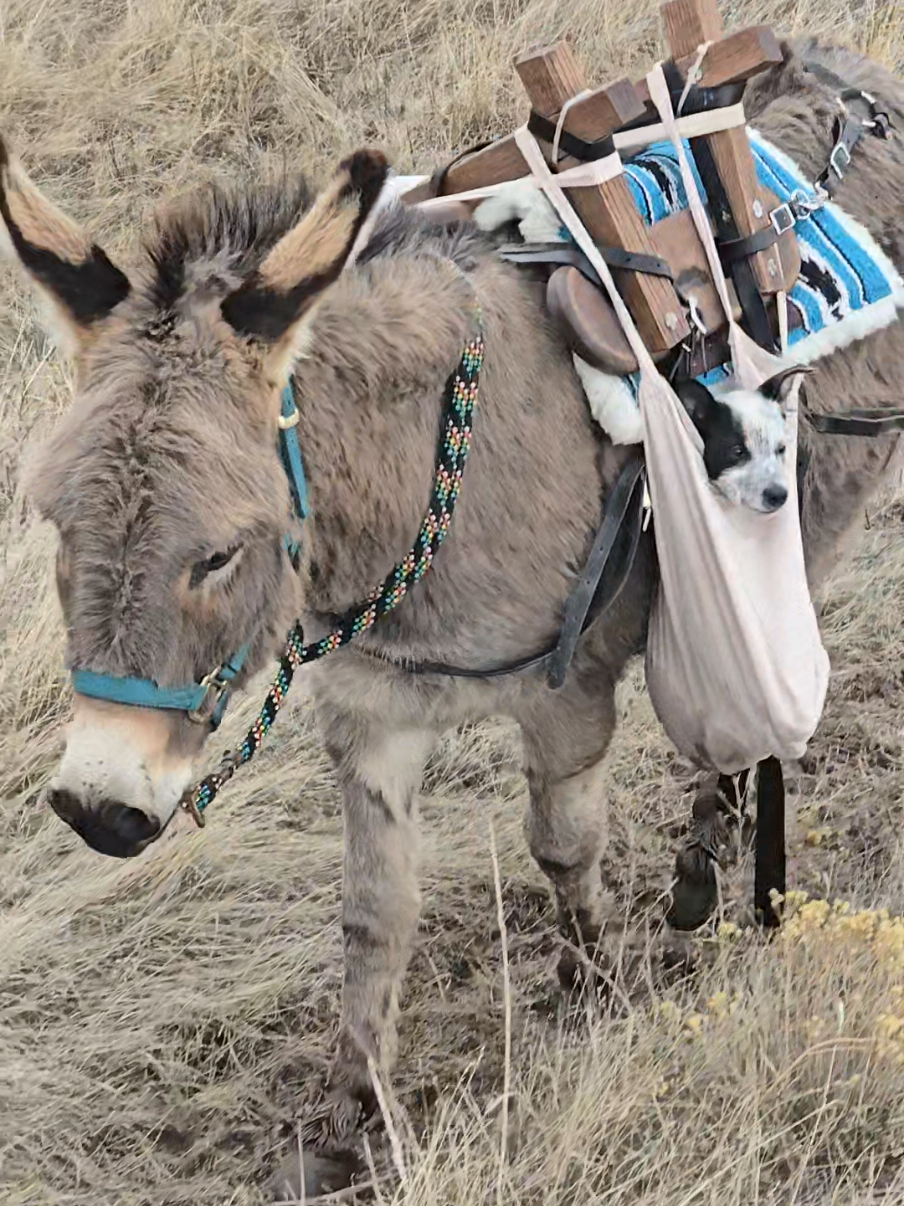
[1, 0, 904, 1202]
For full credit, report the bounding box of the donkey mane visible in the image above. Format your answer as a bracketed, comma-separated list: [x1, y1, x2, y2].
[140, 177, 314, 318]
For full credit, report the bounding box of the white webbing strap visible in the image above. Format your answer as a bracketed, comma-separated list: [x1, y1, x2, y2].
[612, 101, 747, 153]
[412, 147, 625, 214]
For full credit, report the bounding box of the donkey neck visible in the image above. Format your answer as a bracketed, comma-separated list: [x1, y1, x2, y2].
[290, 252, 477, 619]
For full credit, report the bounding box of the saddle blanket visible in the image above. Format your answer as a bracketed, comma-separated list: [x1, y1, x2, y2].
[622, 129, 904, 385]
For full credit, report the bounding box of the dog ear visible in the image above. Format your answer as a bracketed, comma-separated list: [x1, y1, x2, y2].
[675, 379, 721, 437]
[0, 135, 130, 354]
[760, 365, 814, 412]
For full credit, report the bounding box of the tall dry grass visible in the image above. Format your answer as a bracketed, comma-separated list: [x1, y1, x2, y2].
[1, 0, 904, 1202]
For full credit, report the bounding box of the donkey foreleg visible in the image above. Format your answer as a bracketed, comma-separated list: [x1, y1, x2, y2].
[319, 716, 433, 1133]
[517, 674, 619, 991]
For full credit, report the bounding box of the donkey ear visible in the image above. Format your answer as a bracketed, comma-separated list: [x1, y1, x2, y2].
[0, 136, 131, 353]
[221, 149, 389, 373]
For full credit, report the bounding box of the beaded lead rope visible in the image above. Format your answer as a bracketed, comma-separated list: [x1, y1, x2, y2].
[181, 324, 484, 826]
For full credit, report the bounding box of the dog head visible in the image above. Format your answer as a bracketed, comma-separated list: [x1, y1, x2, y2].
[677, 370, 808, 513]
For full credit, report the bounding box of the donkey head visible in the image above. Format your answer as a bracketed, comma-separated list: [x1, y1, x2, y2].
[1, 139, 388, 856]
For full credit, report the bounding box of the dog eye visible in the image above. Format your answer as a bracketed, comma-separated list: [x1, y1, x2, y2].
[733, 444, 745, 458]
[189, 545, 241, 588]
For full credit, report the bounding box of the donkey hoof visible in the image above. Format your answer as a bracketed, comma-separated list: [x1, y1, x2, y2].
[269, 1146, 361, 1201]
[667, 846, 718, 931]
[556, 944, 613, 998]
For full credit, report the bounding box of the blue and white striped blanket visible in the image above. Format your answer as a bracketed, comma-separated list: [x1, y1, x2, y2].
[618, 129, 904, 383]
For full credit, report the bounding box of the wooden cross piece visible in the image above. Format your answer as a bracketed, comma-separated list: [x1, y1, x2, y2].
[658, 0, 791, 293]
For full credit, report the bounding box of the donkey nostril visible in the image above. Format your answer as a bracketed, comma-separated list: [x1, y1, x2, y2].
[762, 484, 788, 511]
[105, 804, 160, 845]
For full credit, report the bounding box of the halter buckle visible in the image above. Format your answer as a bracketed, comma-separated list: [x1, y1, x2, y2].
[278, 405, 300, 430]
[180, 792, 207, 827]
[187, 667, 231, 725]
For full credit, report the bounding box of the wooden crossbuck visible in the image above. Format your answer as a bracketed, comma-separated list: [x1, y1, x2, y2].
[404, 0, 800, 364]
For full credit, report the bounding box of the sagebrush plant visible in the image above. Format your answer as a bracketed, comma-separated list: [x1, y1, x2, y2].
[0, 0, 903, 1202]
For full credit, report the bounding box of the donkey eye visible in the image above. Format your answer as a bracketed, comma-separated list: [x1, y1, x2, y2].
[189, 545, 241, 589]
[776, 443, 787, 456]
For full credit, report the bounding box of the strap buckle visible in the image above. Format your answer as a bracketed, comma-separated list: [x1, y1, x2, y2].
[769, 203, 796, 236]
[278, 405, 300, 430]
[829, 140, 852, 179]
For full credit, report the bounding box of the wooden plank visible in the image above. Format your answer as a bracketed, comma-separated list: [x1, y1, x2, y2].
[660, 0, 788, 294]
[514, 42, 688, 352]
[662, 0, 724, 59]
[407, 79, 646, 202]
[634, 26, 782, 105]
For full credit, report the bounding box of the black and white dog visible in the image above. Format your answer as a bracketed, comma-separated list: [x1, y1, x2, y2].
[675, 377, 795, 514]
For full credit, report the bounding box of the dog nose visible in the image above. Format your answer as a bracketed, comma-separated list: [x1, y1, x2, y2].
[762, 484, 788, 511]
[47, 788, 160, 857]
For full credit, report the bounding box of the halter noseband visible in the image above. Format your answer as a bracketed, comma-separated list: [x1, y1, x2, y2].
[69, 383, 308, 730]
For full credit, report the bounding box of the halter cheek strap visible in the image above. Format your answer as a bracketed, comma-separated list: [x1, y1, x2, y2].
[69, 381, 307, 730]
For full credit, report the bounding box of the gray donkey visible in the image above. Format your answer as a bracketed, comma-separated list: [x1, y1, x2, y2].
[1, 35, 902, 1173]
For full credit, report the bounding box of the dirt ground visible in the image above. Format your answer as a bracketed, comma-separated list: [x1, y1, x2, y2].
[1, 0, 904, 1202]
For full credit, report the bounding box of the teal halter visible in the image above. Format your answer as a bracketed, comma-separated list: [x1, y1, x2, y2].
[69, 382, 308, 729]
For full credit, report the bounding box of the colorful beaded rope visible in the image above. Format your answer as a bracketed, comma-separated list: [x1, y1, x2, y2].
[181, 325, 484, 825]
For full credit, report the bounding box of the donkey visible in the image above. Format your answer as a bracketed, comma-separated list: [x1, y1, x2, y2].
[2, 37, 903, 1172]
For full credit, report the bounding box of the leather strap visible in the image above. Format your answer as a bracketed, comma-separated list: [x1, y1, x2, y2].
[426, 139, 494, 198]
[498, 241, 673, 281]
[806, 407, 904, 437]
[802, 60, 892, 199]
[527, 111, 616, 163]
[719, 224, 782, 264]
[754, 756, 786, 929]
[546, 452, 646, 688]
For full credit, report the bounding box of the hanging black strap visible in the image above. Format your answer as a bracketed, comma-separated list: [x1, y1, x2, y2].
[754, 756, 786, 929]
[527, 111, 616, 163]
[497, 241, 673, 281]
[661, 64, 776, 352]
[546, 453, 646, 688]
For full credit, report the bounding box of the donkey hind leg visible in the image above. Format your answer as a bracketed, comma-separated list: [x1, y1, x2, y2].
[519, 679, 618, 992]
[317, 720, 434, 1141]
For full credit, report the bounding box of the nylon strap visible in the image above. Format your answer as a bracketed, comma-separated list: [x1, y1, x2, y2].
[527, 110, 616, 163]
